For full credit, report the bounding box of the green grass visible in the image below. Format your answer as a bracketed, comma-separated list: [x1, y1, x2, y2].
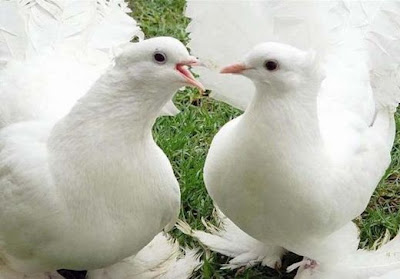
[131, 1, 400, 278]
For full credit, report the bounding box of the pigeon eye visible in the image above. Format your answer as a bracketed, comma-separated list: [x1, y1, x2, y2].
[264, 60, 279, 71]
[153, 52, 167, 64]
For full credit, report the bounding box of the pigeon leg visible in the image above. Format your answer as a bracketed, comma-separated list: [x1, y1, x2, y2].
[287, 257, 318, 273]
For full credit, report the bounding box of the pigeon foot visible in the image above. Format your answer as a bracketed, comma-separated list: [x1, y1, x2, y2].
[287, 258, 318, 273]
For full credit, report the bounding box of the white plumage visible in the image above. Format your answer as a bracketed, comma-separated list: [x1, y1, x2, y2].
[177, 209, 286, 269]
[87, 233, 201, 279]
[0, 0, 202, 277]
[186, 1, 400, 278]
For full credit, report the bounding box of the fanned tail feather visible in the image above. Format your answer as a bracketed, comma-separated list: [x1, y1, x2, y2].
[0, 0, 27, 66]
[85, 0, 144, 50]
[177, 209, 285, 269]
[87, 232, 202, 279]
[0, 0, 144, 67]
[364, 1, 400, 112]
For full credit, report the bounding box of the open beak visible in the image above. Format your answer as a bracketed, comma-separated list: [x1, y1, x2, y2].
[176, 56, 205, 92]
[220, 63, 248, 74]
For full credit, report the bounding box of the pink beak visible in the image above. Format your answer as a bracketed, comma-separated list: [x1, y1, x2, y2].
[220, 63, 247, 74]
[176, 56, 205, 92]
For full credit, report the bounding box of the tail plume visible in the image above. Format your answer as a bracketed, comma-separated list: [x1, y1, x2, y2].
[0, 0, 144, 66]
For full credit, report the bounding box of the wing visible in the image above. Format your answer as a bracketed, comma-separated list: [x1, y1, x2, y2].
[0, 121, 62, 266]
[0, 54, 107, 128]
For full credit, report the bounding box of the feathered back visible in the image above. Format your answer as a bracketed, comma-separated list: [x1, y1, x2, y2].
[0, 0, 143, 66]
[186, 0, 400, 111]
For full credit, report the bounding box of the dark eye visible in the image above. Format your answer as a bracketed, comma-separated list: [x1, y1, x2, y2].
[264, 60, 279, 71]
[153, 51, 167, 64]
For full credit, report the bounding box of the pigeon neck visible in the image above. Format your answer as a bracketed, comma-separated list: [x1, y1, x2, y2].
[244, 83, 322, 147]
[47, 65, 175, 182]
[53, 65, 174, 140]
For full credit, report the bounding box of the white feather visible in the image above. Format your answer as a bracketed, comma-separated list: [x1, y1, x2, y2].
[177, 208, 285, 269]
[365, 1, 400, 111]
[87, 233, 202, 279]
[0, 0, 26, 66]
[0, 0, 144, 63]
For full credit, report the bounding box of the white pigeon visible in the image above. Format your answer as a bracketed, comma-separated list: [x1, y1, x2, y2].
[0, 0, 204, 277]
[185, 0, 400, 278]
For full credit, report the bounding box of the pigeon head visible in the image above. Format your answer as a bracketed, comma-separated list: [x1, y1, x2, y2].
[114, 37, 205, 93]
[220, 42, 322, 92]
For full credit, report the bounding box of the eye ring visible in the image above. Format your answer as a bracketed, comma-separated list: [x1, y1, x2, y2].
[153, 51, 167, 64]
[264, 60, 279, 71]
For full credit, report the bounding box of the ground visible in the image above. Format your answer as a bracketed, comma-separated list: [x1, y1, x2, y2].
[131, 0, 400, 278]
